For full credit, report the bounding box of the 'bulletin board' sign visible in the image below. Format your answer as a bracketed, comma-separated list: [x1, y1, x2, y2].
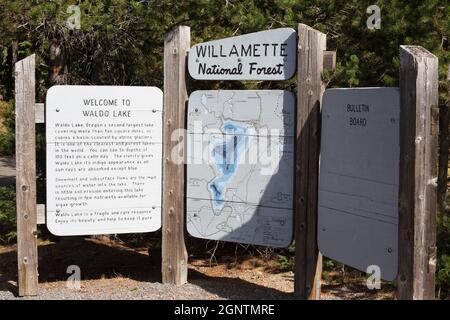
[188, 28, 297, 81]
[46, 86, 163, 236]
[318, 87, 400, 281]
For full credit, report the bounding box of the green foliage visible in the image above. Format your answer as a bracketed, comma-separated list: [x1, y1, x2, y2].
[0, 186, 16, 243]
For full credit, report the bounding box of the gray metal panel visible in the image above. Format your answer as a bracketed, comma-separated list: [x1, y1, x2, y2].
[318, 87, 400, 281]
[186, 90, 295, 247]
[188, 28, 297, 80]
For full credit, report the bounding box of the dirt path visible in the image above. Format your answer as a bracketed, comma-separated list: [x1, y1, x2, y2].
[0, 238, 394, 300]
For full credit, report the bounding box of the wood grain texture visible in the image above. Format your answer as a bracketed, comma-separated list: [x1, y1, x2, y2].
[15, 54, 38, 296]
[162, 26, 190, 285]
[398, 45, 439, 300]
[37, 204, 45, 225]
[294, 24, 326, 300]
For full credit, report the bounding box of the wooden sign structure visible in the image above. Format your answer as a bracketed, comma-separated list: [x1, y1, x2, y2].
[164, 25, 334, 301]
[397, 46, 439, 300]
[318, 88, 400, 281]
[45, 86, 163, 236]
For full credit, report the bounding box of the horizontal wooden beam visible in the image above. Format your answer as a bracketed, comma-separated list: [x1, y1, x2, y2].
[323, 51, 336, 72]
[37, 204, 45, 225]
[15, 54, 38, 296]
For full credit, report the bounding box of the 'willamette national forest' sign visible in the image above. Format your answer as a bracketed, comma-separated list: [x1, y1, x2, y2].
[318, 87, 400, 281]
[188, 28, 297, 80]
[46, 86, 163, 236]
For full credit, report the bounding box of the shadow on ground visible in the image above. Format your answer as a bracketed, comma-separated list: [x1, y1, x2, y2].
[0, 238, 292, 299]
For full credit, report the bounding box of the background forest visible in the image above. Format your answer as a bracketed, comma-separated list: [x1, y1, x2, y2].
[0, 0, 449, 297]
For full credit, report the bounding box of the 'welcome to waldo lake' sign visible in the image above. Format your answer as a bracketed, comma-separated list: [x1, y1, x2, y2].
[188, 28, 297, 80]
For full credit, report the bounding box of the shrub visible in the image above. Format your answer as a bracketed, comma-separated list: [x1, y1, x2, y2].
[437, 214, 450, 298]
[0, 100, 15, 156]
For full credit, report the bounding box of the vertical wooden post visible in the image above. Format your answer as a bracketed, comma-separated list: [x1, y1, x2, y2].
[397, 46, 439, 300]
[162, 26, 190, 285]
[294, 24, 326, 300]
[15, 54, 38, 296]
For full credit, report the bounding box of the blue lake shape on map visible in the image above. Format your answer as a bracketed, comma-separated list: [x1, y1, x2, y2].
[208, 122, 250, 209]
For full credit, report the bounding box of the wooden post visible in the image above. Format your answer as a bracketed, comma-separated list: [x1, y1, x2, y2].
[397, 46, 439, 300]
[162, 26, 190, 285]
[15, 54, 38, 296]
[294, 24, 326, 300]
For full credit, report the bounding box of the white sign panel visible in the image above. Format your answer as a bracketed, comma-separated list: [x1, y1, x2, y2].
[186, 90, 295, 247]
[318, 87, 400, 281]
[46, 86, 163, 236]
[188, 28, 297, 80]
